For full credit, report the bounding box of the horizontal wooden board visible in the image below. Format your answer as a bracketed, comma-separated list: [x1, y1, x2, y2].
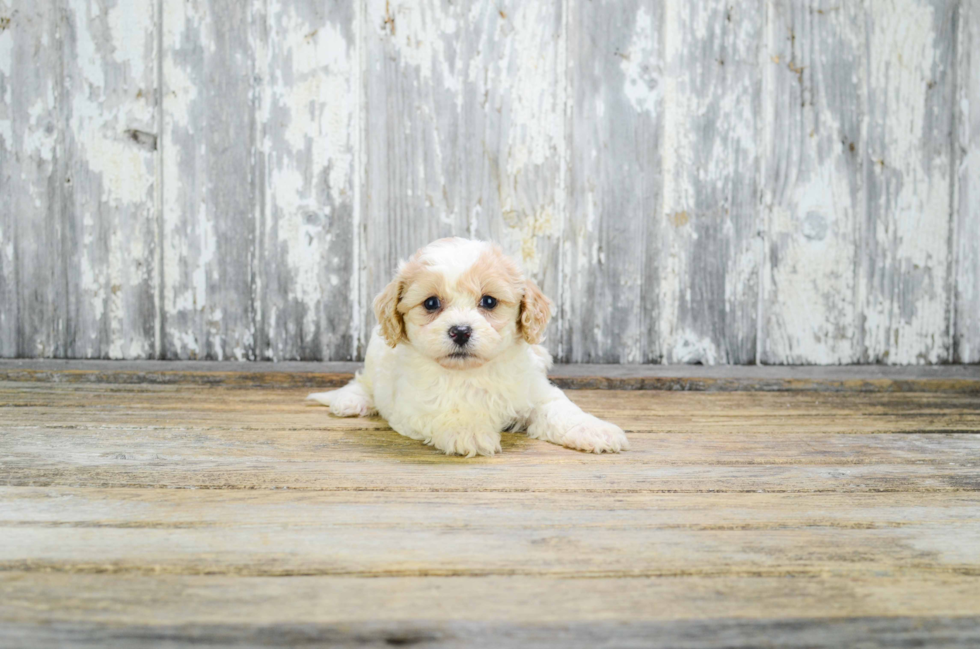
[1, 488, 978, 578]
[2, 384, 979, 492]
[4, 382, 980, 427]
[5, 424, 978, 465]
[3, 616, 980, 649]
[3, 572, 979, 627]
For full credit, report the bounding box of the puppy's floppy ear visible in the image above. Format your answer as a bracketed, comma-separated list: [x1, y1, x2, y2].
[519, 279, 553, 344]
[373, 277, 405, 347]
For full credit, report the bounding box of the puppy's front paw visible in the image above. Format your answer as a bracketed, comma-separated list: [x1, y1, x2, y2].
[331, 391, 376, 417]
[330, 395, 378, 417]
[561, 416, 630, 454]
[307, 389, 376, 417]
[431, 429, 502, 458]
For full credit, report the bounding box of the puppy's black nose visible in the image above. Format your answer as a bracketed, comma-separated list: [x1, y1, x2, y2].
[448, 325, 472, 346]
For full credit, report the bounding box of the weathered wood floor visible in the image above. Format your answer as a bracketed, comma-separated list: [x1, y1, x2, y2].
[1, 369, 979, 647]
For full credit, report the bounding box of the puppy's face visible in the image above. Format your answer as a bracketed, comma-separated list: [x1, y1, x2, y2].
[374, 239, 552, 369]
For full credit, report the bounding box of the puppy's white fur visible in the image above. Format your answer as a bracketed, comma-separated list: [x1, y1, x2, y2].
[308, 238, 629, 457]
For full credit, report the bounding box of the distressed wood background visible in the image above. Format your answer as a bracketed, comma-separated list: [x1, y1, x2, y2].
[0, 0, 977, 364]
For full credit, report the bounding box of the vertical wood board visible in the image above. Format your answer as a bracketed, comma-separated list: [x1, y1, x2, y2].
[255, 0, 356, 361]
[659, 0, 764, 364]
[160, 0, 256, 360]
[954, 0, 980, 363]
[860, 0, 956, 363]
[563, 0, 663, 363]
[761, 0, 864, 364]
[61, 0, 158, 359]
[0, 1, 68, 358]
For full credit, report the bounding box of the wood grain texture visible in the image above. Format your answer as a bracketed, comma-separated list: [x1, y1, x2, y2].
[0, 1, 69, 358]
[761, 0, 864, 364]
[160, 0, 257, 360]
[255, 0, 356, 361]
[955, 0, 980, 363]
[861, 0, 956, 363]
[3, 383, 980, 493]
[6, 425, 980, 492]
[1, 379, 979, 646]
[659, 0, 763, 364]
[563, 0, 662, 363]
[2, 577, 979, 648]
[3, 488, 980, 577]
[61, 0, 159, 359]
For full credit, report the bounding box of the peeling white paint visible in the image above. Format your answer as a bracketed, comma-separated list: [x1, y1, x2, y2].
[766, 160, 859, 364]
[162, 57, 196, 129]
[260, 1, 356, 359]
[501, 5, 561, 178]
[269, 167, 326, 341]
[0, 26, 12, 78]
[72, 0, 105, 91]
[161, 0, 200, 129]
[620, 6, 661, 116]
[2, 0, 977, 364]
[274, 9, 352, 197]
[864, 0, 950, 364]
[24, 98, 57, 162]
[161, 0, 215, 358]
[78, 212, 105, 325]
[954, 3, 980, 363]
[0, 21, 12, 148]
[475, 2, 563, 275]
[0, 119, 10, 151]
[671, 331, 719, 365]
[660, 2, 708, 362]
[78, 130, 154, 206]
[0, 223, 11, 266]
[759, 1, 865, 365]
[67, 1, 155, 206]
[107, 1, 153, 81]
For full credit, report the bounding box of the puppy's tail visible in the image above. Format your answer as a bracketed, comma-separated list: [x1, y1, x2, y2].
[305, 391, 334, 407]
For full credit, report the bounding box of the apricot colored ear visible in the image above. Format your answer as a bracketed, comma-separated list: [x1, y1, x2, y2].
[519, 279, 553, 344]
[373, 278, 405, 347]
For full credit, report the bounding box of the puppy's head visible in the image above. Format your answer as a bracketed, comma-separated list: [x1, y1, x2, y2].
[373, 238, 552, 369]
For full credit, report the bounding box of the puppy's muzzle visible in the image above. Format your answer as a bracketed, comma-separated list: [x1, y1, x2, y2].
[448, 325, 472, 347]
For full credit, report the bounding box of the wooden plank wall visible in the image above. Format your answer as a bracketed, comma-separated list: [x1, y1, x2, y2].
[0, 0, 976, 364]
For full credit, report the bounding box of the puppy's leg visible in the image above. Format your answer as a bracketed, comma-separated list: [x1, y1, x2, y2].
[307, 377, 377, 417]
[527, 384, 629, 453]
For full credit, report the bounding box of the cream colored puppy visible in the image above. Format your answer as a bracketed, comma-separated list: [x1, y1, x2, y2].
[308, 238, 629, 457]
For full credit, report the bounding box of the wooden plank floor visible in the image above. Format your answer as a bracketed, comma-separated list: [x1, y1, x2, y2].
[1, 378, 979, 647]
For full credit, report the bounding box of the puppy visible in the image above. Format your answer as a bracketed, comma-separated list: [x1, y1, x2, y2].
[308, 238, 629, 457]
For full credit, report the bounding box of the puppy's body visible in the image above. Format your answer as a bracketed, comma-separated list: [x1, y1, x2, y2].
[309, 238, 628, 457]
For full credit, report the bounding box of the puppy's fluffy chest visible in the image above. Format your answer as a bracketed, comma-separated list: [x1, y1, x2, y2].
[369, 335, 548, 430]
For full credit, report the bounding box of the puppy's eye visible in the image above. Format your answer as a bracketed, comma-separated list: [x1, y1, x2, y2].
[480, 295, 498, 310]
[423, 296, 441, 312]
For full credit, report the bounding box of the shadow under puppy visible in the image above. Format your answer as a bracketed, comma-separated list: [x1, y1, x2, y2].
[308, 237, 629, 457]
